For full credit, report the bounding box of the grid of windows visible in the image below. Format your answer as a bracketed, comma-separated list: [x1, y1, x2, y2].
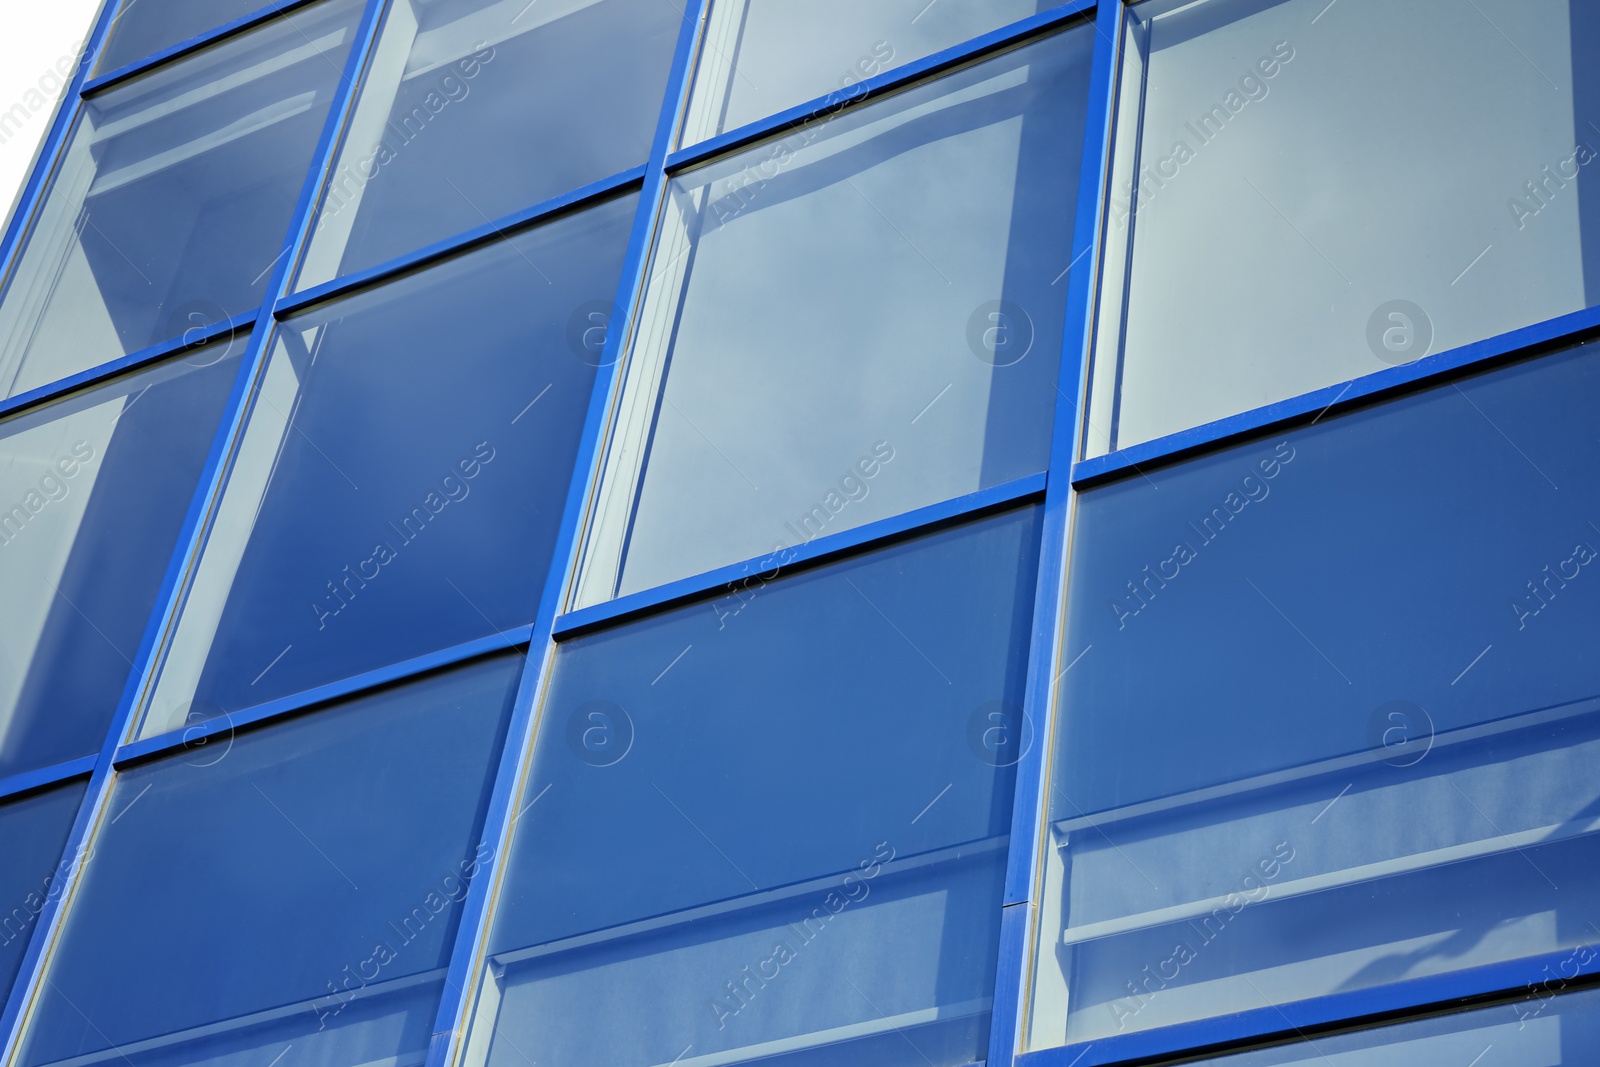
[0, 1, 1595, 1067]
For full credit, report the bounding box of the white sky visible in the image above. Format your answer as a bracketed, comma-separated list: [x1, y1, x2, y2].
[0, 0, 108, 233]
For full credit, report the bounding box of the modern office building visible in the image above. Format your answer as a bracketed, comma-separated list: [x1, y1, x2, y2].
[0, 0, 1594, 1065]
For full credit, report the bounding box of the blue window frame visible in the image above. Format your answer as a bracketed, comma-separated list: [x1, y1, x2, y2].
[95, 0, 284, 77]
[1085, 0, 1600, 459]
[681, 0, 1078, 146]
[0, 0, 361, 402]
[574, 21, 1094, 607]
[1029, 337, 1600, 1060]
[16, 654, 519, 1067]
[1197, 982, 1600, 1063]
[0, 343, 242, 780]
[136, 194, 638, 739]
[296, 0, 681, 290]
[2, 1, 1599, 1066]
[469, 507, 1043, 1067]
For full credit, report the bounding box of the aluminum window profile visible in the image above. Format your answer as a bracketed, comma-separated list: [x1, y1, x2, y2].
[0, 0, 393, 1060]
[0, 0, 1598, 1065]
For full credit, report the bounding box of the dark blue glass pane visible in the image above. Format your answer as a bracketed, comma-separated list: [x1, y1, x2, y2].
[139, 196, 636, 739]
[0, 340, 242, 780]
[1207, 985, 1600, 1063]
[1031, 339, 1600, 1046]
[97, 0, 271, 74]
[298, 0, 679, 288]
[576, 25, 1091, 606]
[0, 781, 86, 1001]
[0, 0, 360, 399]
[18, 655, 520, 1067]
[474, 507, 1042, 1067]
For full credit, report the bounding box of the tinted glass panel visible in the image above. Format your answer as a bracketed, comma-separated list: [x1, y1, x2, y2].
[682, 0, 1064, 145]
[139, 197, 636, 740]
[0, 341, 242, 780]
[1087, 0, 1600, 454]
[18, 656, 519, 1067]
[0, 781, 86, 1000]
[471, 508, 1042, 1067]
[297, 0, 678, 289]
[97, 0, 271, 74]
[576, 27, 1090, 606]
[1206, 986, 1600, 1064]
[1030, 339, 1600, 1047]
[0, 0, 359, 400]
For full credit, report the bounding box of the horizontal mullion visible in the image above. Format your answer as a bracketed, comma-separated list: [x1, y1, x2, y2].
[0, 312, 254, 423]
[1020, 950, 1600, 1067]
[0, 756, 97, 803]
[1073, 303, 1600, 488]
[112, 624, 533, 767]
[1066, 816, 1598, 951]
[83, 0, 326, 96]
[554, 472, 1048, 640]
[33, 967, 444, 1067]
[493, 838, 1005, 971]
[1052, 693, 1599, 838]
[274, 165, 647, 317]
[665, 0, 1097, 173]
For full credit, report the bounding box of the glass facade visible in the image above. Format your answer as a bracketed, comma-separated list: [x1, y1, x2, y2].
[476, 508, 1040, 1067]
[139, 195, 636, 737]
[0, 2, 1596, 1067]
[576, 26, 1092, 604]
[296, 0, 678, 289]
[20, 657, 518, 1067]
[1086, 0, 1600, 454]
[0, 340, 242, 779]
[1031, 339, 1600, 1050]
[0, 0, 359, 399]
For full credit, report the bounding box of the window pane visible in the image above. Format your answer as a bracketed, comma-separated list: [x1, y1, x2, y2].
[1087, 0, 1600, 454]
[471, 508, 1042, 1067]
[1204, 986, 1600, 1064]
[97, 0, 271, 74]
[138, 197, 636, 740]
[0, 341, 242, 780]
[682, 0, 1066, 145]
[1030, 340, 1600, 1048]
[0, 781, 86, 1001]
[575, 27, 1091, 607]
[296, 0, 679, 290]
[0, 0, 360, 401]
[17, 655, 519, 1067]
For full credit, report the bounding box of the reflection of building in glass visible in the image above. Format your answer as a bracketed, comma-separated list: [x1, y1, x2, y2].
[0, 2, 1597, 1067]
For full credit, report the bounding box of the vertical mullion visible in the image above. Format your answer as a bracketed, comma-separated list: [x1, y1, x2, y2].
[420, 5, 710, 1066]
[0, 0, 121, 323]
[0, 1, 391, 1062]
[986, 4, 1122, 1066]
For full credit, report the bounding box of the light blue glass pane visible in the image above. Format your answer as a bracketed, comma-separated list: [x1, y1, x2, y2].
[474, 507, 1043, 1067]
[0, 781, 86, 1000]
[576, 26, 1091, 606]
[97, 0, 271, 74]
[0, 0, 359, 400]
[0, 340, 242, 781]
[1030, 340, 1600, 1046]
[1206, 985, 1600, 1064]
[138, 196, 636, 740]
[1087, 0, 1600, 453]
[682, 0, 1066, 145]
[298, 0, 679, 289]
[18, 655, 520, 1067]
